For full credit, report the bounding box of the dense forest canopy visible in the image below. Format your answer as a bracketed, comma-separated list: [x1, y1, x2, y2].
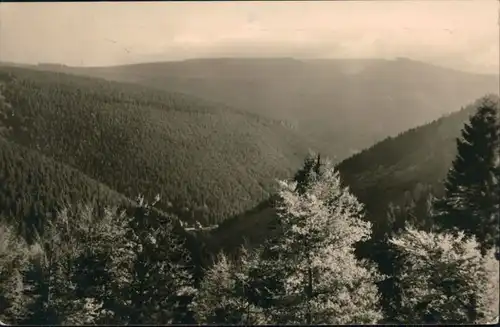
[34, 57, 499, 161]
[0, 139, 129, 243]
[0, 66, 313, 225]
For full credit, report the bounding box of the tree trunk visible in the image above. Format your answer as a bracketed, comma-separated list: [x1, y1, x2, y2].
[306, 265, 313, 324]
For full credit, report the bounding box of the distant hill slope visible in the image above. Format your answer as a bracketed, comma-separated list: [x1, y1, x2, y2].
[335, 95, 499, 218]
[41, 57, 499, 161]
[207, 95, 499, 254]
[0, 66, 313, 225]
[0, 138, 129, 241]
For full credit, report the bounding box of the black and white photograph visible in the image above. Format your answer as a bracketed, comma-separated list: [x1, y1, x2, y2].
[0, 0, 499, 325]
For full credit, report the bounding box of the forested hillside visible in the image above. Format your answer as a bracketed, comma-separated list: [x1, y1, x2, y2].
[336, 96, 494, 218]
[38, 57, 499, 161]
[0, 139, 129, 243]
[0, 66, 313, 224]
[207, 95, 499, 254]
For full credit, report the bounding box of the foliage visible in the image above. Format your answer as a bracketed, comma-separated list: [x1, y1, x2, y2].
[17, 202, 136, 325]
[0, 197, 197, 325]
[191, 249, 268, 325]
[337, 99, 487, 221]
[390, 227, 499, 324]
[22, 210, 99, 325]
[0, 224, 33, 324]
[365, 189, 437, 322]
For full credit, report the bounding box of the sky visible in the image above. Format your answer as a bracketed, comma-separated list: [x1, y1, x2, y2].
[0, 1, 499, 73]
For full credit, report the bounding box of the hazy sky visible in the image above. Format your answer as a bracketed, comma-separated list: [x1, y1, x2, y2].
[1, 1, 499, 73]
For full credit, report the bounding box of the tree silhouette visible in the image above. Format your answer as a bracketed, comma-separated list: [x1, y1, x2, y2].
[433, 95, 499, 254]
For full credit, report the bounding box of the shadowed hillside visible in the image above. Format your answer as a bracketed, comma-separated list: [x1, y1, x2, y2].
[0, 138, 130, 242]
[335, 96, 497, 218]
[38, 57, 499, 161]
[0, 66, 313, 225]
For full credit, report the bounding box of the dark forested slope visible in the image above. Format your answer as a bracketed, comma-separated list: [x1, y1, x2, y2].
[0, 66, 312, 225]
[0, 138, 129, 242]
[41, 57, 499, 161]
[335, 95, 498, 218]
[207, 95, 499, 254]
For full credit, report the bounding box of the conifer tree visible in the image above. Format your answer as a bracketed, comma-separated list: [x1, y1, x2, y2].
[293, 152, 322, 195]
[21, 209, 98, 325]
[190, 248, 267, 325]
[0, 196, 197, 325]
[390, 226, 499, 324]
[433, 96, 500, 254]
[19, 203, 130, 325]
[0, 224, 32, 324]
[0, 81, 12, 138]
[68, 204, 130, 325]
[253, 159, 383, 324]
[116, 195, 196, 324]
[375, 190, 438, 322]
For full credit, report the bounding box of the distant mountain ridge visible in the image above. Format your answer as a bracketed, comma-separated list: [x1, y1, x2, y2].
[33, 57, 498, 162]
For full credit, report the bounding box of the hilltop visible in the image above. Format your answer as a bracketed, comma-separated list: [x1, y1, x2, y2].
[36, 57, 499, 161]
[0, 65, 313, 225]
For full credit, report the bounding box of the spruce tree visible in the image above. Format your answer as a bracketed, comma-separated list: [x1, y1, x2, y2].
[22, 209, 97, 325]
[116, 195, 196, 324]
[19, 203, 128, 325]
[433, 96, 499, 254]
[68, 203, 130, 325]
[293, 152, 322, 195]
[377, 190, 438, 322]
[254, 159, 383, 324]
